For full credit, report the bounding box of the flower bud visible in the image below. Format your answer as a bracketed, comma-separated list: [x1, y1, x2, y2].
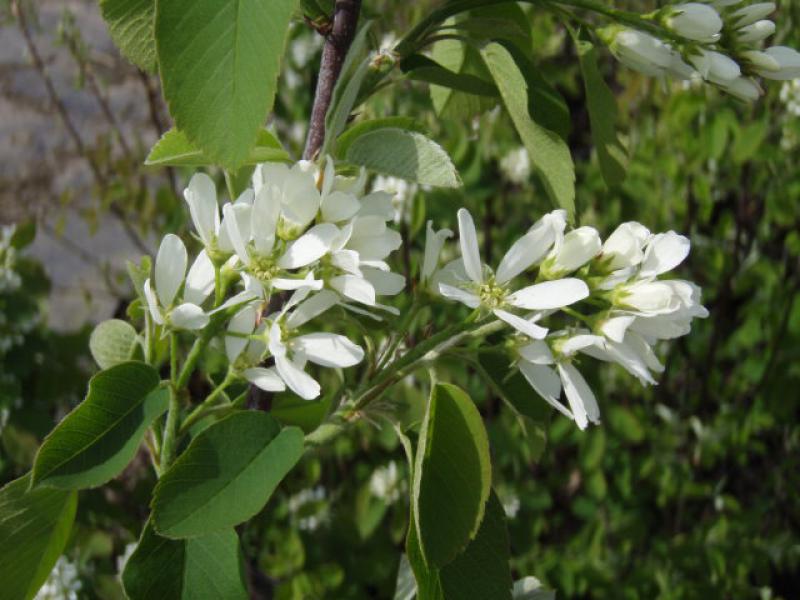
[731, 2, 776, 28]
[607, 28, 675, 76]
[718, 76, 762, 102]
[756, 46, 800, 80]
[741, 50, 781, 72]
[736, 19, 775, 43]
[690, 49, 741, 83]
[665, 3, 723, 42]
[599, 222, 651, 271]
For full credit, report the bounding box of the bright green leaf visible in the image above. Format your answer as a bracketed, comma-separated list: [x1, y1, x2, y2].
[155, 0, 297, 168]
[413, 383, 491, 567]
[345, 128, 461, 188]
[574, 33, 628, 188]
[336, 117, 427, 159]
[402, 54, 498, 97]
[31, 362, 167, 489]
[151, 411, 304, 538]
[145, 128, 288, 167]
[0, 475, 77, 600]
[122, 521, 248, 600]
[89, 319, 139, 369]
[430, 35, 495, 119]
[481, 42, 575, 218]
[100, 0, 156, 72]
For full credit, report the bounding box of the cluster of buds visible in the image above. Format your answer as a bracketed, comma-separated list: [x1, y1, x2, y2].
[142, 158, 404, 400]
[428, 209, 707, 430]
[601, 2, 800, 102]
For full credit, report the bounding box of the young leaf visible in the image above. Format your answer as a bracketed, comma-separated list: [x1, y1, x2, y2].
[89, 319, 140, 369]
[336, 117, 428, 159]
[430, 35, 495, 119]
[0, 475, 78, 600]
[100, 0, 156, 72]
[481, 42, 576, 218]
[145, 129, 288, 167]
[402, 54, 498, 97]
[122, 521, 248, 600]
[151, 411, 304, 538]
[155, 0, 297, 169]
[574, 33, 628, 188]
[345, 128, 461, 188]
[412, 383, 491, 567]
[31, 362, 167, 489]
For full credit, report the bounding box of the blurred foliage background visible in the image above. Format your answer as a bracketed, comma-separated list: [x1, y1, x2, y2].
[1, 0, 799, 598]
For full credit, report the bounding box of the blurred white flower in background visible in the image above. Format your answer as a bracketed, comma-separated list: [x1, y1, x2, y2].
[499, 147, 531, 185]
[35, 557, 81, 600]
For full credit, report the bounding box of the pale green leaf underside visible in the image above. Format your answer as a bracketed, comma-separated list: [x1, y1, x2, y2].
[481, 42, 575, 218]
[152, 411, 304, 538]
[345, 128, 461, 188]
[122, 521, 248, 600]
[89, 319, 139, 369]
[0, 475, 77, 600]
[100, 0, 156, 72]
[155, 0, 297, 168]
[31, 362, 167, 489]
[146, 128, 289, 167]
[413, 383, 491, 567]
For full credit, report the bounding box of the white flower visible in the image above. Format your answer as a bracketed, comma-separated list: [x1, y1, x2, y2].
[439, 208, 588, 340]
[665, 3, 723, 42]
[499, 147, 531, 185]
[736, 20, 776, 43]
[517, 338, 600, 430]
[540, 226, 601, 278]
[609, 29, 676, 76]
[639, 231, 691, 278]
[690, 49, 741, 84]
[268, 289, 365, 399]
[143, 235, 210, 330]
[718, 76, 762, 102]
[371, 175, 417, 223]
[421, 221, 453, 283]
[756, 46, 800, 80]
[598, 222, 651, 271]
[252, 161, 321, 239]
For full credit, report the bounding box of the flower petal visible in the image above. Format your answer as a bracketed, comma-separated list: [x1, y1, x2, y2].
[184, 249, 216, 305]
[518, 362, 571, 418]
[362, 267, 405, 296]
[155, 234, 187, 307]
[495, 226, 554, 285]
[557, 363, 600, 430]
[221, 203, 252, 265]
[493, 309, 548, 339]
[507, 278, 589, 310]
[519, 340, 554, 365]
[293, 333, 364, 367]
[640, 232, 690, 278]
[183, 173, 219, 245]
[457, 208, 483, 283]
[278, 223, 340, 269]
[438, 283, 480, 309]
[143, 278, 164, 325]
[286, 290, 340, 329]
[226, 304, 258, 363]
[170, 303, 209, 330]
[275, 355, 320, 400]
[422, 221, 453, 282]
[330, 274, 376, 306]
[321, 191, 360, 223]
[251, 184, 280, 254]
[244, 367, 286, 392]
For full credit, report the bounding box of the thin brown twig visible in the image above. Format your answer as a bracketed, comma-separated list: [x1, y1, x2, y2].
[302, 0, 362, 160]
[137, 69, 179, 201]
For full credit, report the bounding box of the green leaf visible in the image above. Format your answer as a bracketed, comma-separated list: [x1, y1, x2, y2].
[430, 35, 495, 119]
[89, 319, 139, 369]
[122, 521, 248, 600]
[402, 54, 498, 97]
[574, 33, 628, 188]
[151, 411, 304, 538]
[481, 42, 575, 218]
[145, 128, 288, 167]
[345, 128, 461, 188]
[406, 492, 513, 600]
[336, 117, 427, 159]
[442, 17, 529, 44]
[155, 0, 297, 168]
[31, 362, 167, 489]
[413, 383, 491, 567]
[0, 475, 78, 600]
[127, 255, 152, 302]
[100, 0, 156, 72]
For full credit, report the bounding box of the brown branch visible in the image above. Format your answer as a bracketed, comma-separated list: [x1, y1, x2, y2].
[302, 0, 362, 160]
[11, 0, 150, 255]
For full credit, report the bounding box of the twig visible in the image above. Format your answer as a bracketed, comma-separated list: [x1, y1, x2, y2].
[302, 0, 362, 160]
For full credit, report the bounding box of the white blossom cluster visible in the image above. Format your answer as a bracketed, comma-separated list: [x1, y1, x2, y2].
[143, 158, 404, 400]
[427, 209, 708, 430]
[600, 2, 800, 101]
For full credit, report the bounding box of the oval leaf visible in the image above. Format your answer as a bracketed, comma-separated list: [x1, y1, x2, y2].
[481, 42, 575, 218]
[336, 117, 427, 160]
[345, 128, 461, 188]
[89, 319, 140, 369]
[413, 383, 491, 567]
[155, 0, 297, 168]
[122, 521, 248, 600]
[146, 128, 289, 167]
[0, 475, 77, 600]
[31, 362, 167, 489]
[151, 411, 304, 538]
